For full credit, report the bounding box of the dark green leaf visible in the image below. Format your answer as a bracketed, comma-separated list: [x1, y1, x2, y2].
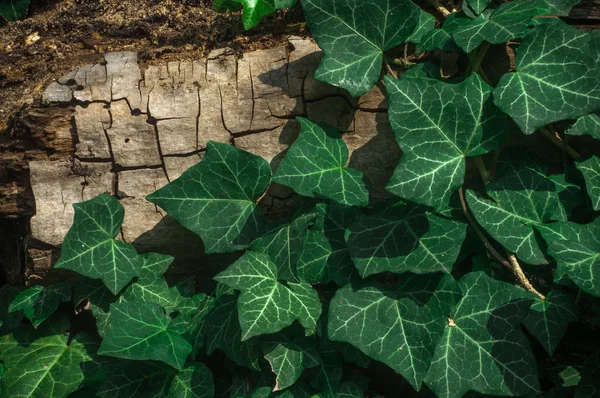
[167, 362, 214, 398]
[97, 361, 176, 398]
[273, 118, 368, 206]
[424, 272, 539, 397]
[147, 141, 271, 254]
[98, 302, 192, 370]
[55, 194, 142, 295]
[215, 251, 322, 340]
[0, 0, 30, 20]
[214, 0, 243, 12]
[543, 0, 581, 16]
[576, 156, 600, 210]
[566, 113, 600, 140]
[494, 21, 600, 134]
[9, 283, 71, 328]
[300, 0, 425, 96]
[0, 285, 24, 335]
[347, 202, 466, 277]
[417, 14, 470, 52]
[385, 73, 508, 210]
[576, 352, 600, 398]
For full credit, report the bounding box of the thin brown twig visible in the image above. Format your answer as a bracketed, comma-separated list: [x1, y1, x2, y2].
[507, 253, 546, 300]
[540, 128, 581, 160]
[385, 61, 399, 79]
[458, 187, 545, 299]
[424, 0, 451, 18]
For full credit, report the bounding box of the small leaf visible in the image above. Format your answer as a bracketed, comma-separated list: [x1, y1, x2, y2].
[273, 118, 369, 206]
[55, 194, 143, 295]
[494, 21, 600, 134]
[9, 283, 71, 328]
[543, 0, 581, 16]
[576, 156, 600, 210]
[548, 240, 600, 297]
[204, 289, 260, 370]
[385, 73, 508, 210]
[453, 0, 550, 53]
[147, 141, 271, 254]
[98, 302, 192, 370]
[234, 0, 297, 30]
[214, 0, 243, 12]
[0, 0, 30, 20]
[347, 202, 466, 277]
[465, 0, 493, 15]
[215, 251, 322, 340]
[424, 272, 539, 397]
[0, 285, 24, 335]
[407, 11, 436, 44]
[566, 113, 600, 140]
[329, 274, 461, 390]
[0, 316, 98, 398]
[522, 290, 577, 356]
[300, 0, 425, 96]
[167, 362, 214, 398]
[139, 252, 174, 279]
[417, 13, 470, 52]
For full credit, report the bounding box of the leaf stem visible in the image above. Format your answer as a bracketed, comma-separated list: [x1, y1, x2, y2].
[540, 128, 581, 160]
[458, 187, 545, 299]
[467, 42, 491, 76]
[385, 60, 399, 79]
[474, 156, 489, 184]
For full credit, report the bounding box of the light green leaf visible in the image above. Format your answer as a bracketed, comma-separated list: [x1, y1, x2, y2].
[0, 316, 98, 398]
[167, 362, 214, 398]
[453, 0, 550, 53]
[544, 0, 581, 16]
[300, 0, 425, 96]
[417, 13, 470, 52]
[494, 21, 600, 134]
[55, 194, 142, 295]
[567, 113, 600, 140]
[424, 272, 539, 398]
[98, 301, 192, 370]
[329, 274, 461, 390]
[97, 361, 176, 398]
[522, 290, 577, 356]
[347, 202, 466, 277]
[466, 161, 564, 264]
[0, 0, 30, 20]
[215, 251, 322, 340]
[251, 210, 316, 282]
[9, 283, 71, 328]
[273, 118, 368, 206]
[576, 156, 600, 210]
[297, 203, 358, 286]
[204, 288, 260, 370]
[147, 141, 271, 254]
[234, 0, 297, 30]
[385, 73, 508, 210]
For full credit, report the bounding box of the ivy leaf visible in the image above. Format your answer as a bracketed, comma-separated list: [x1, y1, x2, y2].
[262, 328, 320, 391]
[300, 0, 425, 96]
[465, 0, 492, 15]
[214, 0, 243, 12]
[297, 203, 359, 286]
[544, 0, 581, 16]
[234, 0, 297, 30]
[73, 276, 117, 338]
[147, 141, 271, 254]
[0, 285, 24, 335]
[522, 290, 577, 356]
[0, 316, 98, 398]
[97, 361, 177, 398]
[452, 0, 550, 53]
[567, 113, 600, 140]
[0, 0, 30, 20]
[215, 251, 322, 340]
[466, 161, 564, 264]
[407, 11, 436, 44]
[424, 272, 539, 398]
[576, 352, 600, 398]
[273, 118, 368, 206]
[204, 287, 260, 370]
[54, 194, 142, 295]
[98, 301, 192, 370]
[576, 156, 600, 210]
[347, 202, 466, 277]
[167, 362, 214, 398]
[9, 283, 71, 328]
[139, 252, 174, 279]
[251, 210, 316, 282]
[329, 274, 461, 390]
[417, 14, 470, 52]
[385, 73, 508, 210]
[494, 21, 600, 134]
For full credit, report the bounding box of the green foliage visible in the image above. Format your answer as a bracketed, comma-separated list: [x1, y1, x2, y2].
[0, 0, 30, 20]
[3, 2, 600, 397]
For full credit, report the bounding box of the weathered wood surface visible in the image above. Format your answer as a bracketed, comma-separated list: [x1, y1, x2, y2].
[2, 36, 399, 280]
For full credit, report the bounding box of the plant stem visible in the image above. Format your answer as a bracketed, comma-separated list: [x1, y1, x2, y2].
[467, 42, 491, 76]
[575, 288, 582, 305]
[474, 156, 489, 184]
[458, 187, 545, 299]
[424, 0, 451, 18]
[540, 128, 581, 160]
[385, 60, 399, 79]
[507, 253, 546, 300]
